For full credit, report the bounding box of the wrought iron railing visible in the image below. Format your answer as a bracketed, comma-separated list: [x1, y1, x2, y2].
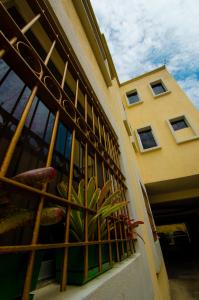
[0, 1, 134, 299]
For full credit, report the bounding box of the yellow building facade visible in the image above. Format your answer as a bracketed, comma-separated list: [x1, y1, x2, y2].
[121, 66, 199, 195]
[120, 66, 199, 254]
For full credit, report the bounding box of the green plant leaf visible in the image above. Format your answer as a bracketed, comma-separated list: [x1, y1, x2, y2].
[87, 177, 96, 207]
[57, 181, 68, 198]
[100, 201, 128, 219]
[89, 188, 100, 209]
[70, 209, 84, 240]
[78, 179, 85, 204]
[100, 190, 121, 208]
[71, 186, 82, 206]
[0, 209, 33, 234]
[98, 180, 112, 207]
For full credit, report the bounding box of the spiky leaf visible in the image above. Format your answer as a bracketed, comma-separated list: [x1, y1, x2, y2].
[78, 179, 85, 204]
[89, 188, 100, 209]
[98, 180, 112, 207]
[87, 177, 96, 207]
[57, 181, 68, 198]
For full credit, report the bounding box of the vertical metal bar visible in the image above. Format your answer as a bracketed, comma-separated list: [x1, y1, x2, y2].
[120, 184, 130, 256]
[61, 79, 79, 291]
[107, 133, 113, 160]
[108, 169, 120, 262]
[114, 177, 125, 259]
[44, 39, 57, 65]
[21, 14, 42, 34]
[84, 94, 89, 279]
[107, 133, 111, 157]
[98, 117, 102, 144]
[0, 85, 38, 176]
[22, 57, 66, 300]
[91, 105, 102, 272]
[122, 184, 134, 254]
[102, 125, 107, 150]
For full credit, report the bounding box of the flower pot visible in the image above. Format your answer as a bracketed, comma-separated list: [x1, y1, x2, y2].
[0, 251, 44, 300]
[55, 244, 111, 285]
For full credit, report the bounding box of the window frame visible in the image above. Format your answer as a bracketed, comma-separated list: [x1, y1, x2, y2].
[125, 89, 143, 107]
[170, 117, 188, 131]
[149, 79, 170, 98]
[167, 115, 199, 144]
[135, 125, 161, 153]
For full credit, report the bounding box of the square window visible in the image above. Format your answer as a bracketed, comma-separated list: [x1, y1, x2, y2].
[170, 118, 188, 131]
[150, 81, 166, 95]
[126, 90, 140, 105]
[138, 128, 157, 149]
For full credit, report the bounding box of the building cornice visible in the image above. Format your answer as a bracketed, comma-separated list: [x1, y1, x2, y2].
[120, 66, 166, 87]
[72, 0, 112, 87]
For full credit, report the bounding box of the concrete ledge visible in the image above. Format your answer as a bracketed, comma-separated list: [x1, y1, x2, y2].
[34, 253, 153, 300]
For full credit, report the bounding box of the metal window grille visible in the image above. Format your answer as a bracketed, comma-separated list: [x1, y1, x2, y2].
[0, 1, 135, 299]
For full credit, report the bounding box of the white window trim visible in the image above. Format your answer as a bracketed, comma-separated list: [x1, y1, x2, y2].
[149, 78, 171, 99]
[167, 114, 199, 144]
[125, 89, 143, 107]
[135, 125, 161, 153]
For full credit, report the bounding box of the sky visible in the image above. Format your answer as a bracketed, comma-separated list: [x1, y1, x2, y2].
[90, 0, 199, 109]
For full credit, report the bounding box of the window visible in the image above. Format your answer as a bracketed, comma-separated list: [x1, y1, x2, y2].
[170, 118, 188, 131]
[138, 129, 157, 149]
[167, 115, 199, 144]
[126, 90, 140, 105]
[137, 126, 159, 151]
[150, 80, 168, 96]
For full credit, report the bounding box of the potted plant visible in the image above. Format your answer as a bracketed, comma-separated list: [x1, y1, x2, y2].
[56, 177, 127, 285]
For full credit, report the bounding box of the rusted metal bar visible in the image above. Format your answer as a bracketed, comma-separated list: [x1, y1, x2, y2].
[108, 169, 120, 262]
[22, 57, 64, 300]
[83, 94, 89, 279]
[0, 39, 56, 177]
[0, 239, 128, 254]
[60, 79, 79, 291]
[21, 13, 42, 34]
[0, 176, 95, 213]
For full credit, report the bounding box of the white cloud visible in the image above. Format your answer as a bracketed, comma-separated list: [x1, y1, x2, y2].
[178, 76, 199, 109]
[91, 0, 199, 109]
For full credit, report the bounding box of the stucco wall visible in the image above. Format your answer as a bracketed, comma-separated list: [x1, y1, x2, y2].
[120, 68, 199, 184]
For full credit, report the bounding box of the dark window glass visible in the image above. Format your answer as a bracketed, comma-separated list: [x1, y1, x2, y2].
[170, 119, 188, 131]
[73, 140, 85, 183]
[0, 59, 10, 82]
[7, 99, 55, 177]
[127, 91, 139, 104]
[151, 82, 166, 95]
[50, 122, 72, 192]
[30, 101, 49, 139]
[13, 87, 31, 120]
[0, 60, 31, 166]
[138, 129, 157, 149]
[0, 69, 25, 113]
